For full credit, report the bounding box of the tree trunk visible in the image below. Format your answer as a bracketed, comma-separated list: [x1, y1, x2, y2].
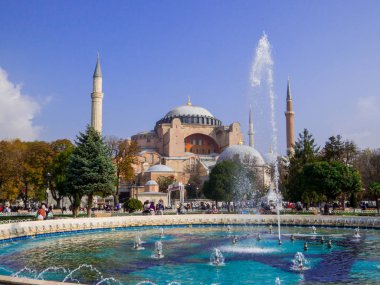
[377, 198, 379, 215]
[55, 197, 62, 209]
[23, 183, 28, 210]
[87, 193, 94, 217]
[72, 193, 81, 217]
[113, 194, 119, 207]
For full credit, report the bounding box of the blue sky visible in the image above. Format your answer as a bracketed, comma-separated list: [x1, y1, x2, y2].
[0, 0, 379, 155]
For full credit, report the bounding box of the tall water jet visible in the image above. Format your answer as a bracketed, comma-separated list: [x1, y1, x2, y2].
[250, 32, 281, 242]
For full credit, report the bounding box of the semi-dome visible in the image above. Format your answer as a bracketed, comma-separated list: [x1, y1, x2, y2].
[155, 99, 222, 128]
[146, 164, 174, 173]
[217, 145, 265, 166]
[145, 180, 158, 186]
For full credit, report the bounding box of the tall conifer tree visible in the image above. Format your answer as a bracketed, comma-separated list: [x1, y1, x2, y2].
[66, 126, 116, 216]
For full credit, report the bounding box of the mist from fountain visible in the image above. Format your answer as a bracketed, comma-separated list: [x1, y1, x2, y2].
[250, 32, 281, 242]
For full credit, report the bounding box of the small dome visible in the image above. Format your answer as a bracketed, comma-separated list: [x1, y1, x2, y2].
[146, 164, 174, 172]
[164, 105, 214, 118]
[145, 180, 158, 186]
[263, 152, 277, 165]
[217, 145, 265, 166]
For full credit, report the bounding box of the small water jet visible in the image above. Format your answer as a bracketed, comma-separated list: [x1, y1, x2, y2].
[152, 241, 164, 259]
[291, 252, 309, 272]
[327, 240, 333, 249]
[159, 228, 165, 238]
[232, 235, 238, 245]
[257, 233, 262, 241]
[275, 277, 281, 285]
[133, 234, 145, 250]
[320, 236, 325, 244]
[311, 226, 317, 234]
[269, 225, 273, 234]
[290, 234, 295, 241]
[210, 248, 225, 266]
[354, 227, 360, 238]
[303, 242, 308, 251]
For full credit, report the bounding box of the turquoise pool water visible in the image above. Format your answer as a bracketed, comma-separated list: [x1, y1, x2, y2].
[0, 225, 379, 284]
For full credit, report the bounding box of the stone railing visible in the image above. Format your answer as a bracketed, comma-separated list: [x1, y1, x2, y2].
[0, 214, 379, 242]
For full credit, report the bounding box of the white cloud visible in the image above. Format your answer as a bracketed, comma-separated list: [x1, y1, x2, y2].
[0, 67, 41, 140]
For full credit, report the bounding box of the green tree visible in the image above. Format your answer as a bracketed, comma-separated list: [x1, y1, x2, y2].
[124, 198, 143, 212]
[323, 135, 345, 162]
[66, 126, 116, 217]
[293, 129, 320, 164]
[285, 161, 361, 207]
[368, 182, 380, 214]
[49, 139, 74, 208]
[203, 161, 255, 210]
[285, 129, 320, 201]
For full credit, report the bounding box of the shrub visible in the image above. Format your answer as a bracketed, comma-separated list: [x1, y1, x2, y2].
[124, 198, 143, 212]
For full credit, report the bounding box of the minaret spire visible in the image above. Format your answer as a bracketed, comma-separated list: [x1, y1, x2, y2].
[287, 76, 292, 100]
[248, 105, 255, 148]
[91, 54, 104, 133]
[285, 77, 295, 155]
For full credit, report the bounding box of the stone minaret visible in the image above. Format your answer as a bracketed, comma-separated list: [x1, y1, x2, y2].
[248, 105, 255, 147]
[91, 55, 103, 133]
[285, 78, 295, 154]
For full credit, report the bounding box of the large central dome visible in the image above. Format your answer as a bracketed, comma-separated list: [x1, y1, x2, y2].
[155, 99, 221, 127]
[164, 105, 214, 118]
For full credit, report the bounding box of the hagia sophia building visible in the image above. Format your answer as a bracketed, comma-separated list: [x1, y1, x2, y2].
[90, 56, 295, 203]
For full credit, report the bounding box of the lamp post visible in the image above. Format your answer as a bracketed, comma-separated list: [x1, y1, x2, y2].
[46, 172, 51, 206]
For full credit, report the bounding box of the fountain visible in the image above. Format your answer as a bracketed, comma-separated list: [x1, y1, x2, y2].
[257, 233, 261, 241]
[232, 235, 238, 245]
[328, 240, 333, 249]
[312, 226, 317, 234]
[275, 277, 281, 285]
[159, 228, 164, 238]
[354, 227, 361, 238]
[250, 33, 282, 244]
[290, 234, 295, 241]
[152, 241, 164, 259]
[304, 242, 308, 251]
[291, 252, 309, 271]
[210, 248, 225, 266]
[320, 236, 325, 244]
[133, 234, 144, 250]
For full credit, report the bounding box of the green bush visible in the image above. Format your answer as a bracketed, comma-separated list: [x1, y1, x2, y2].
[124, 198, 143, 212]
